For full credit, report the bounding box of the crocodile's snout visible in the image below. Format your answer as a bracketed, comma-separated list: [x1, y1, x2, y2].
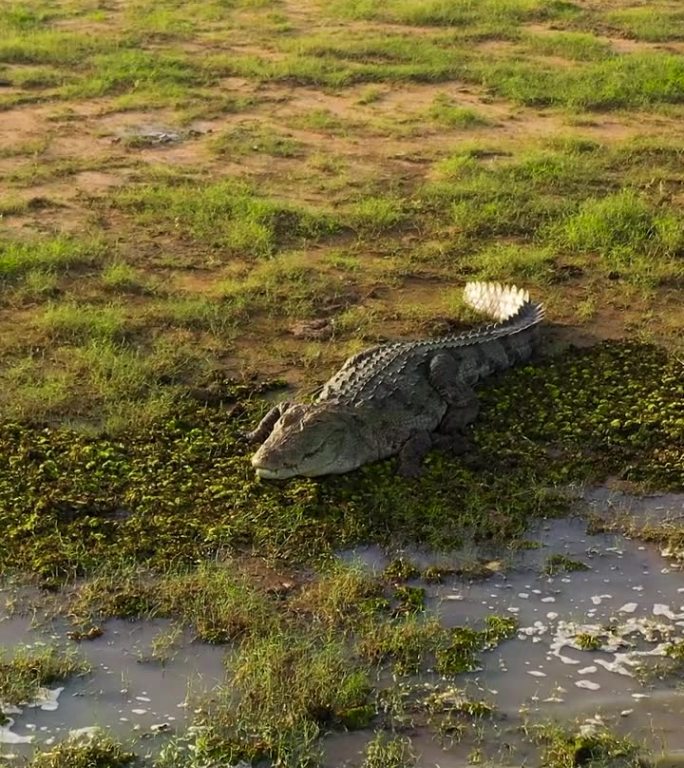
[251, 453, 297, 480]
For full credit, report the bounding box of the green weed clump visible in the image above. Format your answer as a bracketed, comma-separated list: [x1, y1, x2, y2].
[0, 645, 89, 706]
[361, 731, 415, 768]
[544, 554, 589, 575]
[210, 122, 304, 158]
[29, 732, 135, 768]
[536, 722, 642, 768]
[68, 564, 279, 643]
[187, 629, 374, 767]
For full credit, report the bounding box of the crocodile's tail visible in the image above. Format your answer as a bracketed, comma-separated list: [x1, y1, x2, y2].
[463, 281, 544, 330]
[456, 281, 544, 372]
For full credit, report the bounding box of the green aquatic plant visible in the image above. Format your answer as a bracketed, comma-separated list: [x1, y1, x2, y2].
[28, 732, 135, 768]
[0, 645, 90, 706]
[0, 342, 679, 584]
[544, 554, 590, 575]
[536, 722, 643, 768]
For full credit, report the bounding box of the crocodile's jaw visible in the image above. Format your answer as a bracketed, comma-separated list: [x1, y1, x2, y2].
[253, 464, 298, 480]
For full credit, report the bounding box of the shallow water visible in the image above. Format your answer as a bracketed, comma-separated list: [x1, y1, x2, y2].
[1, 490, 683, 765]
[0, 617, 225, 756]
[335, 493, 684, 766]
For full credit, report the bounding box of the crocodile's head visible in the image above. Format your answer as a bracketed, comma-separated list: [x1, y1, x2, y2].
[251, 402, 372, 479]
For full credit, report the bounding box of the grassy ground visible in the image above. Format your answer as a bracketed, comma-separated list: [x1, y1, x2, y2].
[1, 0, 683, 765]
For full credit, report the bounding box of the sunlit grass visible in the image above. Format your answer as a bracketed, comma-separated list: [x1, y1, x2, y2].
[0, 237, 104, 281]
[605, 7, 684, 42]
[114, 180, 338, 257]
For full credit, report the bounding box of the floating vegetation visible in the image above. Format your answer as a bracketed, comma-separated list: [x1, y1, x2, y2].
[0, 645, 89, 707]
[544, 554, 590, 575]
[0, 341, 680, 584]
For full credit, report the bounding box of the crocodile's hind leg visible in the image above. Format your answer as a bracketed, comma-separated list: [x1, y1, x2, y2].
[428, 352, 479, 450]
[245, 401, 291, 443]
[397, 430, 433, 477]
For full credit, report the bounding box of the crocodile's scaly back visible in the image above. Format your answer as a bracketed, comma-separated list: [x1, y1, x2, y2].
[250, 282, 545, 479]
[318, 282, 544, 405]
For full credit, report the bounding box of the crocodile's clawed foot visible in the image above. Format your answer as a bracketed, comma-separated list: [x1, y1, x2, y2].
[396, 460, 424, 478]
[431, 432, 472, 456]
[397, 431, 432, 478]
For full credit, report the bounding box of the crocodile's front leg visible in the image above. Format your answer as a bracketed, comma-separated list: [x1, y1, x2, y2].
[245, 401, 291, 443]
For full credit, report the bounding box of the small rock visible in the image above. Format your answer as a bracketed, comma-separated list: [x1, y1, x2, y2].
[289, 318, 333, 340]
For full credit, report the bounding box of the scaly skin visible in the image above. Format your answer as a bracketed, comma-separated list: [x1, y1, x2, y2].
[249, 283, 544, 479]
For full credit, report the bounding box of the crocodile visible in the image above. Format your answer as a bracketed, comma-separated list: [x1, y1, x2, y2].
[249, 282, 544, 479]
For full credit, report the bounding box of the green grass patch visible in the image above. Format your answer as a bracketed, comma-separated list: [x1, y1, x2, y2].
[423, 143, 684, 284]
[324, 0, 579, 27]
[0, 30, 117, 66]
[543, 554, 590, 575]
[471, 243, 556, 282]
[554, 189, 684, 285]
[522, 31, 613, 61]
[0, 644, 89, 706]
[186, 628, 374, 766]
[0, 236, 104, 281]
[289, 107, 360, 134]
[114, 180, 338, 257]
[146, 296, 237, 335]
[474, 52, 684, 109]
[290, 564, 387, 630]
[39, 303, 128, 343]
[63, 49, 209, 105]
[0, 3, 56, 31]
[359, 614, 516, 676]
[5, 64, 70, 88]
[219, 252, 357, 320]
[605, 7, 684, 43]
[535, 722, 643, 768]
[69, 564, 279, 643]
[210, 121, 304, 158]
[101, 261, 152, 294]
[428, 93, 491, 128]
[207, 33, 469, 86]
[345, 195, 406, 234]
[0, 357, 76, 421]
[12, 268, 60, 302]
